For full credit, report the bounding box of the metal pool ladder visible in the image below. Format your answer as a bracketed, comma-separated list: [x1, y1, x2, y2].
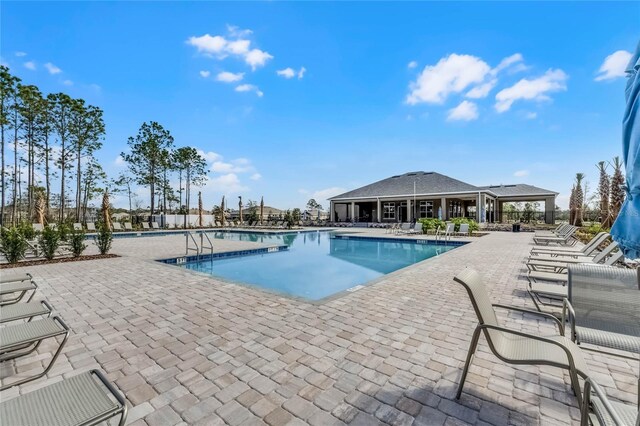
[186, 232, 214, 260]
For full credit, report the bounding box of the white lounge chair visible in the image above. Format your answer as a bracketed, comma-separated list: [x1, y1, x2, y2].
[86, 222, 96, 232]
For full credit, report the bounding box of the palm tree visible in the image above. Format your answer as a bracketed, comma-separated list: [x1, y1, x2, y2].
[569, 184, 576, 225]
[610, 156, 625, 223]
[574, 173, 585, 226]
[597, 161, 611, 228]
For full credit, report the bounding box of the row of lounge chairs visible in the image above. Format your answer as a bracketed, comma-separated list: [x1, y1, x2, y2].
[452, 230, 638, 425]
[0, 273, 128, 425]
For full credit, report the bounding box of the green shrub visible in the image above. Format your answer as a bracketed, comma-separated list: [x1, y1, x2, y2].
[95, 223, 113, 255]
[57, 222, 72, 242]
[69, 229, 87, 257]
[418, 218, 445, 233]
[17, 221, 36, 240]
[0, 227, 28, 264]
[450, 218, 479, 233]
[39, 226, 61, 260]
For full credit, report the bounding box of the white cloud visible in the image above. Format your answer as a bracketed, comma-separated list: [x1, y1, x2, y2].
[244, 49, 273, 70]
[525, 112, 537, 119]
[447, 100, 479, 121]
[44, 62, 62, 74]
[298, 189, 309, 195]
[407, 52, 528, 105]
[277, 67, 306, 79]
[250, 173, 262, 181]
[495, 69, 568, 113]
[491, 53, 524, 75]
[206, 173, 249, 193]
[199, 70, 211, 78]
[211, 157, 255, 174]
[408, 60, 418, 69]
[514, 169, 530, 177]
[15, 52, 27, 57]
[216, 71, 244, 83]
[187, 29, 273, 71]
[187, 34, 228, 55]
[114, 155, 125, 166]
[313, 187, 346, 205]
[62, 79, 74, 86]
[197, 150, 222, 163]
[595, 50, 633, 81]
[24, 61, 36, 70]
[235, 84, 263, 97]
[465, 80, 496, 99]
[406, 54, 491, 104]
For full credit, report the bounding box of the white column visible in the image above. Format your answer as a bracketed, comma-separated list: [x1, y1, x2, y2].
[406, 198, 412, 222]
[440, 197, 447, 220]
[330, 201, 335, 222]
[376, 199, 381, 222]
[350, 201, 355, 222]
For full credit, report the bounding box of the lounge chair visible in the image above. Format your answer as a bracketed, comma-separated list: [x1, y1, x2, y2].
[580, 378, 638, 426]
[112, 222, 123, 232]
[0, 316, 70, 391]
[86, 222, 96, 232]
[0, 300, 52, 324]
[32, 223, 44, 232]
[396, 223, 411, 234]
[73, 223, 83, 231]
[0, 272, 32, 285]
[0, 280, 37, 306]
[532, 226, 578, 246]
[142, 222, 150, 230]
[124, 222, 133, 231]
[151, 222, 160, 229]
[562, 264, 640, 360]
[526, 241, 621, 273]
[408, 222, 423, 235]
[455, 223, 470, 237]
[535, 223, 570, 237]
[453, 268, 588, 405]
[527, 243, 623, 284]
[0, 369, 128, 426]
[530, 232, 609, 257]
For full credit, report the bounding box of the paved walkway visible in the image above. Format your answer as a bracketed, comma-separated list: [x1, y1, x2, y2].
[1, 230, 637, 425]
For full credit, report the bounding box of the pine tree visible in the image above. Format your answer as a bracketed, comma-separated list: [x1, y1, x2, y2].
[574, 173, 585, 226]
[597, 161, 611, 228]
[610, 156, 625, 223]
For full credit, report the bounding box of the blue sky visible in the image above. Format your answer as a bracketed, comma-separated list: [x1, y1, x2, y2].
[2, 2, 638, 210]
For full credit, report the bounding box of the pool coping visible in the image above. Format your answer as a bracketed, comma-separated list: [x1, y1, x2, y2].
[155, 231, 469, 304]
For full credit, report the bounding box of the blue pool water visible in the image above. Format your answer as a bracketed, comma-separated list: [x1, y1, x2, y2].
[176, 232, 459, 301]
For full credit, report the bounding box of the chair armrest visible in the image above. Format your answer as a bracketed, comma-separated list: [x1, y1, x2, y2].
[492, 304, 564, 335]
[561, 299, 577, 343]
[479, 323, 582, 393]
[582, 378, 627, 426]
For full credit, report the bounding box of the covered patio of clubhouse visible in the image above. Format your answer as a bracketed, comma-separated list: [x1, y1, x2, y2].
[329, 172, 558, 224]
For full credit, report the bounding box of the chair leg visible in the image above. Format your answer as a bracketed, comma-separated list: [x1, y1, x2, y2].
[457, 325, 482, 399]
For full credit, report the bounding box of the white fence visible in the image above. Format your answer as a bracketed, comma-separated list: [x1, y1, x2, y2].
[151, 214, 217, 228]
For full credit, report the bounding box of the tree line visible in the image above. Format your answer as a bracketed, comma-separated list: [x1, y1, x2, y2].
[1, 65, 210, 226]
[1, 65, 106, 226]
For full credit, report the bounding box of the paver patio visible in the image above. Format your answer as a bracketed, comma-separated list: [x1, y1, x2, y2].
[1, 230, 637, 425]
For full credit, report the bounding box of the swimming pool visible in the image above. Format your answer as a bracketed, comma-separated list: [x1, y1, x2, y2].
[167, 231, 461, 301]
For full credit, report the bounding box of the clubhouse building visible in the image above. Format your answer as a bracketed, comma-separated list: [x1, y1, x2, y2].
[328, 171, 558, 224]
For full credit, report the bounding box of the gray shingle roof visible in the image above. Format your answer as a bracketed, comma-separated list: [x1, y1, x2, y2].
[329, 172, 480, 200]
[329, 172, 558, 200]
[476, 184, 558, 197]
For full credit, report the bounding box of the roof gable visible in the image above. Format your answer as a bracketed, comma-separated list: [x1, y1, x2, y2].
[330, 172, 480, 200]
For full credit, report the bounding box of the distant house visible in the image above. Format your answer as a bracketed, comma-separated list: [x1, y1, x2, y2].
[228, 205, 284, 220]
[328, 171, 558, 224]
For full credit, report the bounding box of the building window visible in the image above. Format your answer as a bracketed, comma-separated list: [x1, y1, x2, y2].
[383, 202, 395, 220]
[419, 201, 433, 218]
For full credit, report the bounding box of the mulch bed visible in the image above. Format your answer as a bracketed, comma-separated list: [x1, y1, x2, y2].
[0, 254, 119, 269]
